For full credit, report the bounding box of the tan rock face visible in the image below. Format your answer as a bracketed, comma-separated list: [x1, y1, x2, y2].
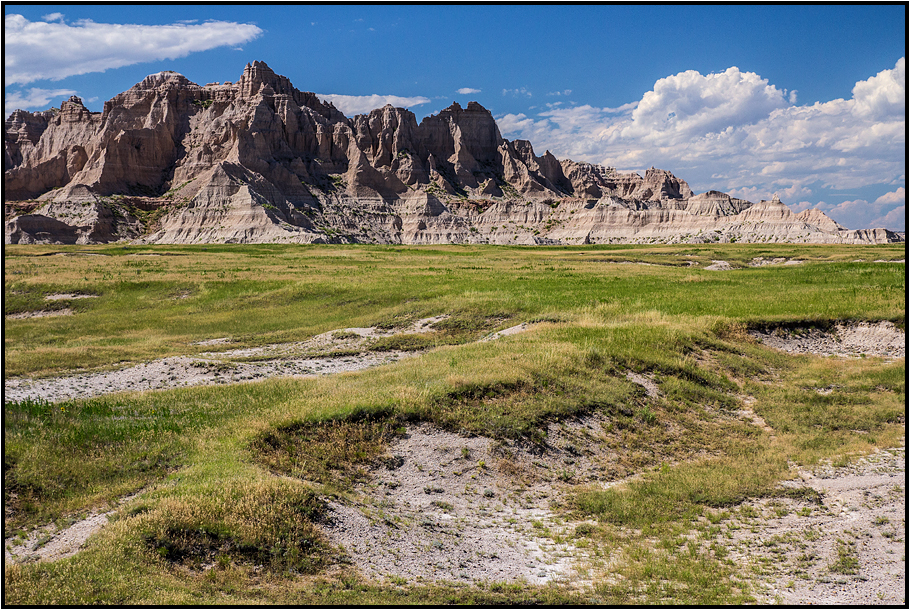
[4, 62, 903, 246]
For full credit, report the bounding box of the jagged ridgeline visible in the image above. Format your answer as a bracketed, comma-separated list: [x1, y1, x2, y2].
[4, 61, 902, 245]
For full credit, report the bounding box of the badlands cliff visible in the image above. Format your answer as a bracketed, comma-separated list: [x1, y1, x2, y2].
[4, 61, 902, 245]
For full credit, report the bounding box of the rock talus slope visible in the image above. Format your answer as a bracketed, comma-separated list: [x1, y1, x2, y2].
[5, 61, 902, 245]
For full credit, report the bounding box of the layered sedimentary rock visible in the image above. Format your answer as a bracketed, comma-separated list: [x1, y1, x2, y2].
[5, 61, 902, 245]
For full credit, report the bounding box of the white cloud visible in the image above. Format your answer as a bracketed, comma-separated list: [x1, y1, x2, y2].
[868, 205, 905, 231]
[621, 67, 790, 143]
[818, 198, 874, 230]
[316, 93, 431, 116]
[498, 59, 906, 202]
[873, 187, 905, 206]
[729, 184, 813, 204]
[4, 14, 263, 84]
[41, 12, 64, 22]
[787, 200, 818, 214]
[4, 87, 77, 116]
[812, 186, 905, 230]
[456, 87, 481, 95]
[603, 101, 638, 114]
[851, 58, 905, 119]
[502, 87, 532, 97]
[547, 89, 572, 96]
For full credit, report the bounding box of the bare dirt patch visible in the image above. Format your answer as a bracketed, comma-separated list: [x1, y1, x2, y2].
[4, 318, 450, 404]
[191, 337, 232, 347]
[749, 321, 905, 359]
[320, 420, 614, 586]
[708, 448, 905, 605]
[6, 308, 74, 320]
[480, 322, 538, 342]
[43, 293, 98, 301]
[197, 315, 449, 359]
[749, 257, 803, 267]
[734, 395, 776, 437]
[705, 260, 734, 271]
[625, 371, 660, 398]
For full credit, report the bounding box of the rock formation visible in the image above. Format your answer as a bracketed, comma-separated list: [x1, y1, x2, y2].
[5, 61, 903, 245]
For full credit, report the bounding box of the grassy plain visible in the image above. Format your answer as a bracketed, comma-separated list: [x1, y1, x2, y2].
[4, 242, 906, 604]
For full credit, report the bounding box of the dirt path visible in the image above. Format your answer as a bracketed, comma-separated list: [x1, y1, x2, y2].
[4, 352, 415, 404]
[4, 492, 142, 564]
[4, 316, 459, 404]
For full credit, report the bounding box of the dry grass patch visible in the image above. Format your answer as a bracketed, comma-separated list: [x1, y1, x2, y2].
[253, 413, 406, 488]
[137, 480, 332, 574]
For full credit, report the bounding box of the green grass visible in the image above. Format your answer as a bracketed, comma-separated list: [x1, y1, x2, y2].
[5, 243, 903, 377]
[3, 242, 905, 604]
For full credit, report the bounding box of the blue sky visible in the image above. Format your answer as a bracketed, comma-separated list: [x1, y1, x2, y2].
[4, 4, 906, 230]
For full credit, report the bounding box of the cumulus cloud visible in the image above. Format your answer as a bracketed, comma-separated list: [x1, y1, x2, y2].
[456, 87, 481, 95]
[316, 93, 431, 116]
[498, 59, 906, 213]
[816, 199, 876, 230]
[787, 200, 819, 214]
[604, 101, 638, 114]
[547, 89, 572, 96]
[728, 184, 814, 205]
[5, 87, 77, 116]
[868, 206, 905, 231]
[620, 67, 790, 143]
[4, 14, 263, 84]
[808, 186, 906, 230]
[851, 58, 905, 119]
[873, 186, 905, 206]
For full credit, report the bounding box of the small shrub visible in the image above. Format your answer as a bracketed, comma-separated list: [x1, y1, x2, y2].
[829, 539, 859, 574]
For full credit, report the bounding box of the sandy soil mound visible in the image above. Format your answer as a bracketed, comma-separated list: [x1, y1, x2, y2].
[749, 321, 905, 359]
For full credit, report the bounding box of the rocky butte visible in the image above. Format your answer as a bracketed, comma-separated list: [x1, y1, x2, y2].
[4, 61, 903, 245]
